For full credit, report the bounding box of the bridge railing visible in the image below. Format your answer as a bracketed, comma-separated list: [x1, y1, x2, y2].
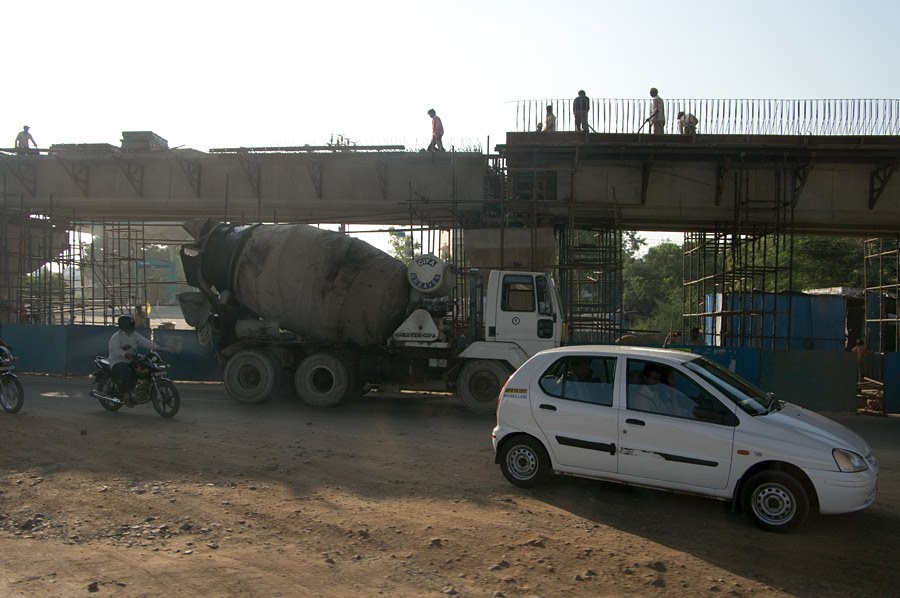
[511, 98, 900, 136]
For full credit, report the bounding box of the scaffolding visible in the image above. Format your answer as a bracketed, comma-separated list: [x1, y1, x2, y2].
[0, 204, 69, 325]
[863, 237, 900, 354]
[683, 225, 795, 348]
[558, 226, 624, 343]
[0, 200, 191, 327]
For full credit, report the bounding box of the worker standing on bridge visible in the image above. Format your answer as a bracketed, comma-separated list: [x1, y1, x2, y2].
[544, 105, 557, 132]
[14, 126, 37, 154]
[678, 111, 698, 135]
[573, 90, 590, 133]
[427, 109, 445, 152]
[645, 88, 666, 135]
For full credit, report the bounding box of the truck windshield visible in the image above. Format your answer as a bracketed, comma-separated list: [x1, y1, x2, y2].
[683, 357, 774, 416]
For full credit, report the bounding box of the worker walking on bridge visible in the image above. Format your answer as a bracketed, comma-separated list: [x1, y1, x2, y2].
[645, 88, 666, 135]
[427, 109, 445, 152]
[14, 126, 37, 154]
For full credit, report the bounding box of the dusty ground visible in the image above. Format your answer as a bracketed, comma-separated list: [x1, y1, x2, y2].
[1, 375, 898, 597]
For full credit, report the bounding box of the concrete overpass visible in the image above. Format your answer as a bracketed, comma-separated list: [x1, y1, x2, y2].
[2, 132, 899, 234]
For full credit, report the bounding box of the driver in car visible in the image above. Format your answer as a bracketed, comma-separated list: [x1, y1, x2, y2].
[109, 314, 159, 405]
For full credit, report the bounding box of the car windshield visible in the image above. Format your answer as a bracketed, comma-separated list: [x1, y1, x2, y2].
[684, 357, 774, 416]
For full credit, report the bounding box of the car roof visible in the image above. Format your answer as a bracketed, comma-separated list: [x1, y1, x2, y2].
[534, 345, 700, 364]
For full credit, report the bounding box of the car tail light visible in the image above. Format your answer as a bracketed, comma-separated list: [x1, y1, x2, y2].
[496, 376, 512, 413]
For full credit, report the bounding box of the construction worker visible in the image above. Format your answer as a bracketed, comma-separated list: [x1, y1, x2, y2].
[645, 88, 666, 135]
[544, 105, 557, 132]
[427, 109, 445, 152]
[14, 126, 37, 154]
[678, 111, 699, 135]
[573, 90, 590, 133]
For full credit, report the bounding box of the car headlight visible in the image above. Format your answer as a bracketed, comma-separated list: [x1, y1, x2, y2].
[833, 448, 868, 472]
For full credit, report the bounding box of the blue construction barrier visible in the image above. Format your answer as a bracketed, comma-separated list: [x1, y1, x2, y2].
[0, 324, 222, 380]
[0, 323, 891, 411]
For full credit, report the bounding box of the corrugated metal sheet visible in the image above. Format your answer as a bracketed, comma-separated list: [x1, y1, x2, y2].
[709, 293, 847, 350]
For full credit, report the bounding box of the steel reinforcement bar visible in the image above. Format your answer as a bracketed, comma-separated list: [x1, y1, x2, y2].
[513, 98, 900, 136]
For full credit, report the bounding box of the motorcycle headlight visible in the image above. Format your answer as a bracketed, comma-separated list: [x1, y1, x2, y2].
[833, 448, 868, 472]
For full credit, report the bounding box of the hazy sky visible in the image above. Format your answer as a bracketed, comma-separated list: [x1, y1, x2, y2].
[5, 0, 896, 249]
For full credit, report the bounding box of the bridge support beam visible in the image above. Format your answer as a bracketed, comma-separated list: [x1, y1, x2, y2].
[869, 162, 898, 210]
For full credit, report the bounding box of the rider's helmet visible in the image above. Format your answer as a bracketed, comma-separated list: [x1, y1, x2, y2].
[117, 314, 136, 333]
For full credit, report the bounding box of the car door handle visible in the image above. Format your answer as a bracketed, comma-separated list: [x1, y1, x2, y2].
[539, 404, 557, 411]
[625, 418, 645, 426]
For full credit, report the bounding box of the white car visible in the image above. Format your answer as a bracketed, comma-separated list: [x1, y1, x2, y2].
[492, 346, 878, 532]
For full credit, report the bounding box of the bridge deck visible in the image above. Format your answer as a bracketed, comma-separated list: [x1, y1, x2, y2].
[0, 133, 898, 233]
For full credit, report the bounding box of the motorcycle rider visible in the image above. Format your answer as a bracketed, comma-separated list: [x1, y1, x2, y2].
[109, 315, 159, 405]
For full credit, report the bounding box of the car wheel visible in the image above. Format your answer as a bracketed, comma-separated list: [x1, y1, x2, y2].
[499, 436, 550, 488]
[223, 350, 277, 403]
[742, 470, 810, 532]
[458, 360, 510, 415]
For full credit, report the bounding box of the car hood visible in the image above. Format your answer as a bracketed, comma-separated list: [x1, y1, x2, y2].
[761, 403, 872, 455]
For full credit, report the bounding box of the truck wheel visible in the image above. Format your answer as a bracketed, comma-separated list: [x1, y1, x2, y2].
[224, 349, 277, 403]
[458, 360, 510, 415]
[294, 353, 353, 407]
[741, 470, 810, 533]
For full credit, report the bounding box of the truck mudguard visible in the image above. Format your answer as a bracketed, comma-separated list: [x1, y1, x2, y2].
[457, 341, 530, 370]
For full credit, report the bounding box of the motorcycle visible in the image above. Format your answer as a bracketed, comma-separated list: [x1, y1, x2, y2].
[89, 350, 180, 418]
[0, 339, 24, 414]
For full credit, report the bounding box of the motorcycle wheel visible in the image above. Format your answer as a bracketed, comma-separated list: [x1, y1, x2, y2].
[0, 376, 24, 414]
[95, 376, 123, 412]
[151, 380, 180, 419]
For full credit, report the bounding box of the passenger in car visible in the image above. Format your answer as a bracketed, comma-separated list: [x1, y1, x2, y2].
[561, 358, 614, 406]
[565, 357, 594, 382]
[657, 368, 697, 417]
[629, 363, 665, 412]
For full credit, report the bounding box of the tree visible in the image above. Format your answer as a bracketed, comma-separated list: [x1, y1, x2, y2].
[623, 242, 683, 332]
[789, 236, 864, 290]
[386, 228, 421, 265]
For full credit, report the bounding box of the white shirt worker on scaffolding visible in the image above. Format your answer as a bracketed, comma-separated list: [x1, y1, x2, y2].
[646, 88, 666, 135]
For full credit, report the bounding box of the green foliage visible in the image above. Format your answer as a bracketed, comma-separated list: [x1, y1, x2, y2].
[623, 242, 683, 331]
[621, 235, 865, 333]
[386, 228, 421, 265]
[22, 271, 67, 295]
[790, 236, 864, 290]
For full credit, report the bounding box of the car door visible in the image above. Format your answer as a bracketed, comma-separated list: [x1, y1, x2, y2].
[530, 354, 619, 474]
[618, 358, 737, 490]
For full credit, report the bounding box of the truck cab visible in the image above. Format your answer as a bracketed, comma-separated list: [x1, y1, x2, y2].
[454, 270, 564, 414]
[485, 271, 563, 356]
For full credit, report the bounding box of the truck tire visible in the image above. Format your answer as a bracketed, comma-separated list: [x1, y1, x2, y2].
[294, 353, 354, 407]
[458, 360, 511, 415]
[223, 349, 278, 403]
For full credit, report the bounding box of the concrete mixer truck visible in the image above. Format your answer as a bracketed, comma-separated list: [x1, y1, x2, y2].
[177, 218, 564, 414]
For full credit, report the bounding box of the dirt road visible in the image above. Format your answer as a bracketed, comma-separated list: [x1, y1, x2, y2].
[1, 376, 898, 597]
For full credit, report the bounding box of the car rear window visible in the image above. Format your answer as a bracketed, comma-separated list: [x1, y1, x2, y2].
[539, 356, 616, 406]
